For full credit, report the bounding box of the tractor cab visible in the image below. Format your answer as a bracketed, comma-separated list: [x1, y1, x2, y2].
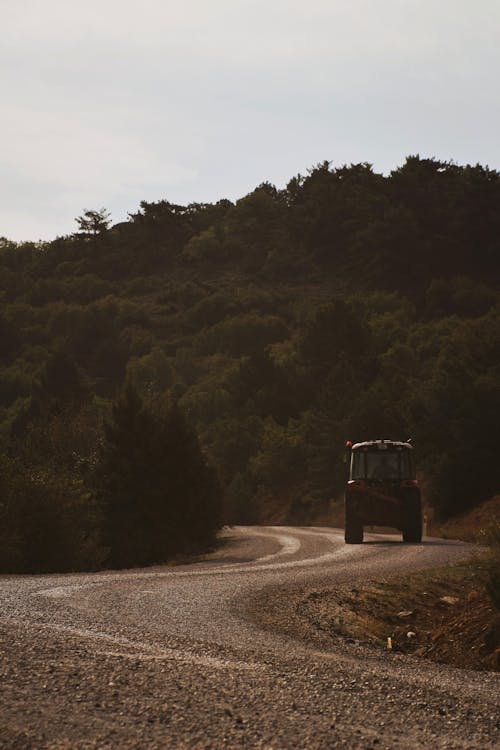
[344, 440, 422, 544]
[349, 440, 416, 484]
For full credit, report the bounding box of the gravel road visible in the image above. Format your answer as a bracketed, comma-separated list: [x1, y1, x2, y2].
[0, 527, 498, 749]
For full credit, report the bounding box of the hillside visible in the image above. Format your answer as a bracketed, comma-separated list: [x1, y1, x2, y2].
[1, 156, 499, 562]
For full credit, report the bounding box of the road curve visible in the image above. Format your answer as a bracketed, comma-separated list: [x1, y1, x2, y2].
[0, 527, 498, 749]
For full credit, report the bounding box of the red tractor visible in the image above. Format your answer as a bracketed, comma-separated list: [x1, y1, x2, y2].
[344, 439, 422, 544]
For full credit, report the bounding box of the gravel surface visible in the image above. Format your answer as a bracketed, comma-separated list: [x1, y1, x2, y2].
[0, 526, 498, 749]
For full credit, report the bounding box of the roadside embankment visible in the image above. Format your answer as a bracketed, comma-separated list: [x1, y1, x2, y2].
[249, 497, 500, 673]
[296, 555, 499, 672]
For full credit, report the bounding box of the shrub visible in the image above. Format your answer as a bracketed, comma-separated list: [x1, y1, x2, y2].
[0, 455, 105, 573]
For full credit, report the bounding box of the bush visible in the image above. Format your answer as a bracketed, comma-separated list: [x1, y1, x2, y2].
[0, 455, 105, 573]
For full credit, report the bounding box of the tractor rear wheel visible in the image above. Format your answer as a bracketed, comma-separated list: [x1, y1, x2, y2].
[345, 499, 364, 544]
[402, 491, 422, 543]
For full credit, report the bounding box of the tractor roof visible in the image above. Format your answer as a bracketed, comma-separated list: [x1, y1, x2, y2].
[351, 439, 413, 451]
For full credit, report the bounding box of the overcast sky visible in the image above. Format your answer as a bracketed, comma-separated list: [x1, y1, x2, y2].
[2, 0, 500, 241]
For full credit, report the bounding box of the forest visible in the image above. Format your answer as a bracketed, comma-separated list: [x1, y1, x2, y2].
[0, 156, 499, 572]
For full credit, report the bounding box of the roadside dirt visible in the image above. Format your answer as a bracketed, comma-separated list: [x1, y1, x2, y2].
[285, 495, 500, 673]
[294, 555, 499, 673]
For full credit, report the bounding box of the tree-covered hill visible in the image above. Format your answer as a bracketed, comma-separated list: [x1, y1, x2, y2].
[1, 156, 499, 569]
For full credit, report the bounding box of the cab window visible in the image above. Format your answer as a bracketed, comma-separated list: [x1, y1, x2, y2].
[350, 448, 414, 480]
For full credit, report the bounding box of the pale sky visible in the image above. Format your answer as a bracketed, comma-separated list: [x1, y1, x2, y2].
[2, 0, 499, 241]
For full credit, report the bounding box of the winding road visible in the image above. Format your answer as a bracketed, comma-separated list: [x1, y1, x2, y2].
[0, 527, 498, 749]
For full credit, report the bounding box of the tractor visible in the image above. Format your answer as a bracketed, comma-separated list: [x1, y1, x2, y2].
[344, 439, 422, 544]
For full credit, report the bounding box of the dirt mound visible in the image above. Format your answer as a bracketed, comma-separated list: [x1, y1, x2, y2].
[436, 495, 500, 542]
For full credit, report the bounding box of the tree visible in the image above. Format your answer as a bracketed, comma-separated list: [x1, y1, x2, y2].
[299, 300, 371, 367]
[409, 309, 500, 518]
[0, 316, 20, 360]
[75, 208, 111, 236]
[97, 386, 222, 568]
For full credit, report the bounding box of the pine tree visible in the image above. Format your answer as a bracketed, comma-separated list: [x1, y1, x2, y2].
[97, 386, 221, 568]
[75, 208, 111, 236]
